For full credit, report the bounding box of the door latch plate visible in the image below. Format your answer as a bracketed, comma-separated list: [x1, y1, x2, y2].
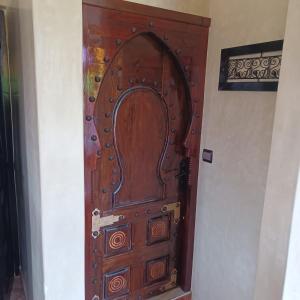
[160, 268, 178, 292]
[161, 202, 181, 224]
[92, 208, 124, 239]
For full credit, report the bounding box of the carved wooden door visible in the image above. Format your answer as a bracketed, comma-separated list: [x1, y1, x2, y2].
[83, 1, 210, 299]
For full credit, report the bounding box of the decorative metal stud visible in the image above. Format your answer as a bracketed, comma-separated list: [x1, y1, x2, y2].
[91, 135, 97, 141]
[92, 278, 97, 284]
[175, 49, 182, 55]
[104, 128, 111, 133]
[153, 81, 158, 87]
[96, 150, 101, 157]
[105, 143, 111, 148]
[191, 129, 196, 135]
[86, 115, 92, 121]
[149, 21, 154, 27]
[171, 129, 176, 133]
[95, 75, 102, 82]
[142, 78, 146, 83]
[93, 248, 98, 254]
[117, 85, 123, 91]
[129, 78, 134, 84]
[92, 262, 98, 269]
[109, 97, 114, 103]
[89, 96, 96, 102]
[131, 27, 137, 33]
[103, 56, 110, 63]
[92, 232, 99, 238]
[105, 112, 111, 118]
[102, 188, 108, 193]
[109, 156, 115, 161]
[92, 295, 100, 300]
[115, 39, 122, 46]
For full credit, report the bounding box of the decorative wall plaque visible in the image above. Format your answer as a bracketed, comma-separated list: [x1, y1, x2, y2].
[219, 40, 283, 91]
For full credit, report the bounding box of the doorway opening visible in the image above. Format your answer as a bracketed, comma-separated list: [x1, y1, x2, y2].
[0, 10, 21, 300]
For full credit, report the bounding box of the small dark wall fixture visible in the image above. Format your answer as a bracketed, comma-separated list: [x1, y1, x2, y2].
[219, 40, 283, 91]
[202, 149, 213, 164]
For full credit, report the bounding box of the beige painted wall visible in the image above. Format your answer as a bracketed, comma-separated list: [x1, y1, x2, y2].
[0, 0, 294, 299]
[192, 0, 288, 299]
[2, 0, 84, 299]
[31, 0, 84, 299]
[255, 0, 300, 298]
[127, 0, 209, 16]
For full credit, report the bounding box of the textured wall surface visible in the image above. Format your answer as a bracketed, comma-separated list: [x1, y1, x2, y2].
[255, 0, 300, 298]
[31, 0, 84, 299]
[127, 0, 209, 16]
[192, 0, 289, 299]
[0, 0, 294, 299]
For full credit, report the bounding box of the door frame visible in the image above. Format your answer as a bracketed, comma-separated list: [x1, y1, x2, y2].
[83, 0, 210, 296]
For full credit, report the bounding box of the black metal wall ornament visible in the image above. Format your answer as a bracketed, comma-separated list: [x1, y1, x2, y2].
[219, 40, 283, 91]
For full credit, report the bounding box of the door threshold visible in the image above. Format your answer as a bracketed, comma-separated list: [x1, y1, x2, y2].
[150, 288, 191, 300]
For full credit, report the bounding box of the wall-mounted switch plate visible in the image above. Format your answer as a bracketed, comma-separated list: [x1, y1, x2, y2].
[202, 149, 213, 163]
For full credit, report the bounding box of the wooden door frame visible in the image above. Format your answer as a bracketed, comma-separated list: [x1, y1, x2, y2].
[83, 0, 210, 296]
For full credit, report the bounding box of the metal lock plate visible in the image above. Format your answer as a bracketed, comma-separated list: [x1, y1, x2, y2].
[160, 268, 178, 292]
[92, 209, 124, 239]
[161, 202, 181, 224]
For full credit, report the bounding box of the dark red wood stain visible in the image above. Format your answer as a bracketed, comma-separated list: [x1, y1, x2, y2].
[83, 1, 209, 299]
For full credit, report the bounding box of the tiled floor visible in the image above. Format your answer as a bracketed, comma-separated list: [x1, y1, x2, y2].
[10, 277, 25, 300]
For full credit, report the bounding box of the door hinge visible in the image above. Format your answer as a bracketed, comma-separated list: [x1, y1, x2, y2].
[92, 209, 124, 239]
[160, 268, 178, 292]
[161, 202, 181, 224]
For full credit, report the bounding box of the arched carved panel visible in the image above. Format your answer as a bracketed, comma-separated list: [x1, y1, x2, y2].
[113, 88, 168, 207]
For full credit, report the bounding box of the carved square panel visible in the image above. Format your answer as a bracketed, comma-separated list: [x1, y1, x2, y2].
[104, 268, 130, 299]
[104, 224, 132, 257]
[145, 256, 169, 285]
[147, 215, 170, 245]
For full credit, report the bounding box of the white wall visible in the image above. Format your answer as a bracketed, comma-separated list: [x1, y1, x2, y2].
[192, 0, 288, 300]
[2, 0, 296, 299]
[3, 0, 84, 299]
[283, 169, 300, 300]
[31, 0, 84, 299]
[255, 0, 300, 298]
[127, 0, 209, 16]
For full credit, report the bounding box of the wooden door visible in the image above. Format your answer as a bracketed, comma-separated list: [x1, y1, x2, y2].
[83, 1, 210, 299]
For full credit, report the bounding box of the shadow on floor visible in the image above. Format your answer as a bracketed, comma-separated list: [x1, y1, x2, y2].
[10, 277, 25, 300]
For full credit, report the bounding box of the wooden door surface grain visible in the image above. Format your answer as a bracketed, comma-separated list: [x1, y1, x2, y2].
[83, 1, 210, 299]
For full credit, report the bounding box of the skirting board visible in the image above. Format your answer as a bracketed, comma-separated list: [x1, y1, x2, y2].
[150, 288, 192, 300]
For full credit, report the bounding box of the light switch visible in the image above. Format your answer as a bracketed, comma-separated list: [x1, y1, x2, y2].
[202, 149, 213, 163]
